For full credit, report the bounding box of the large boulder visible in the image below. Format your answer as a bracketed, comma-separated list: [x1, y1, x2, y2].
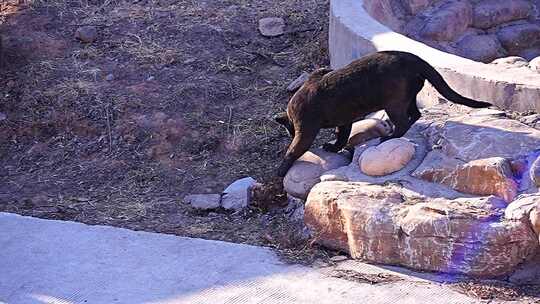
[419, 0, 472, 42]
[413, 153, 517, 202]
[497, 23, 540, 54]
[359, 138, 416, 176]
[472, 0, 531, 29]
[305, 181, 538, 277]
[424, 114, 540, 162]
[456, 34, 506, 63]
[284, 149, 350, 199]
[402, 0, 432, 14]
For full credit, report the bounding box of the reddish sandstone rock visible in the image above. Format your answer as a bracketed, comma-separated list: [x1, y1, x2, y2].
[419, 0, 472, 42]
[472, 0, 531, 29]
[305, 181, 538, 277]
[425, 115, 540, 162]
[413, 154, 517, 202]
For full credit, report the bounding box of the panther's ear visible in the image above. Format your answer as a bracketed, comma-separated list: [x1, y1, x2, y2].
[273, 112, 289, 126]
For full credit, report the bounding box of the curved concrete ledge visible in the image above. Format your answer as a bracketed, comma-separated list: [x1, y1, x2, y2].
[330, 0, 540, 112]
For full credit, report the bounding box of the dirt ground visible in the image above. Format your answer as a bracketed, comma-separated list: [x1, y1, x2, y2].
[0, 0, 334, 256]
[0, 0, 539, 301]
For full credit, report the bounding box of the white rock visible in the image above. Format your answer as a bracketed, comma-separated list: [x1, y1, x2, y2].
[359, 138, 415, 176]
[284, 149, 350, 199]
[529, 56, 540, 72]
[490, 56, 528, 67]
[184, 194, 221, 210]
[258, 17, 285, 37]
[221, 177, 257, 210]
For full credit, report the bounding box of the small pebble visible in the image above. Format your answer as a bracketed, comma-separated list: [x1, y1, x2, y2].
[75, 26, 98, 43]
[329, 255, 348, 262]
[105, 73, 115, 81]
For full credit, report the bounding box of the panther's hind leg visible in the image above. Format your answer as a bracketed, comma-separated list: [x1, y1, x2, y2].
[323, 124, 352, 153]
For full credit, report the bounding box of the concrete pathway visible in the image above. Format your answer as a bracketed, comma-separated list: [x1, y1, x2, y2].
[0, 212, 517, 304]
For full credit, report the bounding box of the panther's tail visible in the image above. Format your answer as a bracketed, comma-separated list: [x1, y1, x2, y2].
[417, 58, 491, 108]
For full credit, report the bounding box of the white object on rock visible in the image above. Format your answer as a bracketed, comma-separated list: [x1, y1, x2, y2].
[221, 177, 257, 210]
[359, 138, 415, 176]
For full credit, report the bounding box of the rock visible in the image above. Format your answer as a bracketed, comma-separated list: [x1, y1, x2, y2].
[490, 56, 528, 67]
[285, 194, 305, 222]
[401, 0, 432, 14]
[0, 112, 6, 121]
[329, 255, 348, 262]
[286, 72, 309, 92]
[105, 73, 115, 81]
[320, 173, 348, 182]
[348, 118, 393, 148]
[363, 0, 409, 31]
[221, 177, 257, 210]
[531, 203, 540, 235]
[497, 23, 540, 54]
[305, 181, 537, 277]
[258, 17, 285, 37]
[472, 0, 531, 29]
[518, 48, 540, 61]
[529, 56, 540, 72]
[425, 114, 540, 162]
[508, 254, 540, 284]
[359, 138, 415, 176]
[419, 0, 472, 42]
[75, 26, 98, 43]
[184, 194, 221, 210]
[519, 114, 540, 125]
[413, 153, 517, 202]
[456, 34, 505, 63]
[284, 149, 350, 199]
[529, 156, 540, 187]
[504, 195, 540, 221]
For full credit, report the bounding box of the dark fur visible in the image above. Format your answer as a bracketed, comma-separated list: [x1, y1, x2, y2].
[275, 51, 492, 177]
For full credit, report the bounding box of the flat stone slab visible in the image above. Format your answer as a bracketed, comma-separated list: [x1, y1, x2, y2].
[0, 213, 493, 304]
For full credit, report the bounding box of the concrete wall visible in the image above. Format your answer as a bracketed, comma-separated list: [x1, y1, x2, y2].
[330, 0, 540, 112]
